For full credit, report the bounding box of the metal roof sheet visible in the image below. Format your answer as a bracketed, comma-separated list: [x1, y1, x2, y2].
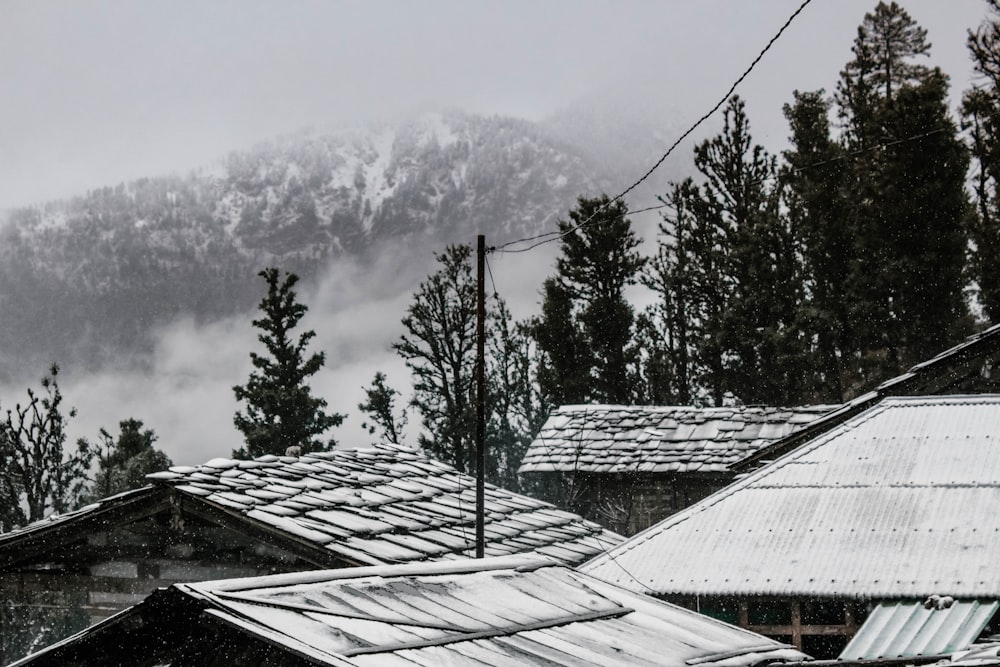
[519, 404, 836, 474]
[840, 599, 1000, 660]
[582, 395, 1000, 598]
[12, 555, 809, 666]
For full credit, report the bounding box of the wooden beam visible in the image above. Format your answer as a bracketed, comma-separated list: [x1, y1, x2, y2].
[791, 600, 802, 649]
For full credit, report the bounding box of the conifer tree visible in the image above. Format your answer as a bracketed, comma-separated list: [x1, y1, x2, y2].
[640, 183, 699, 405]
[836, 1, 970, 378]
[782, 90, 854, 401]
[79, 419, 171, 504]
[670, 97, 804, 406]
[394, 245, 477, 472]
[530, 195, 645, 406]
[394, 245, 544, 488]
[233, 268, 343, 458]
[964, 0, 1000, 321]
[358, 372, 407, 445]
[527, 278, 592, 405]
[487, 300, 550, 493]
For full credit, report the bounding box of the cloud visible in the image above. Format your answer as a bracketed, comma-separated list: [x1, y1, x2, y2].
[44, 240, 447, 465]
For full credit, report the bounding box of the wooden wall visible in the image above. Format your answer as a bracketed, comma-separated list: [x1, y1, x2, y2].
[532, 471, 736, 536]
[667, 594, 870, 659]
[0, 509, 327, 664]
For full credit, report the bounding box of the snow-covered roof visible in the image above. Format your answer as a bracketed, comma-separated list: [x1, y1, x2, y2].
[12, 555, 809, 667]
[150, 444, 620, 565]
[582, 395, 1000, 599]
[0, 444, 620, 569]
[518, 404, 835, 475]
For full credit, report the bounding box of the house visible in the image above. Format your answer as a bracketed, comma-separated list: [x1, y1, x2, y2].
[518, 404, 835, 534]
[10, 554, 809, 667]
[520, 323, 1000, 536]
[581, 394, 1000, 659]
[0, 443, 620, 664]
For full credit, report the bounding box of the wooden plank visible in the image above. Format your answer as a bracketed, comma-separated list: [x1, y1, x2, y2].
[791, 600, 802, 649]
[749, 624, 857, 637]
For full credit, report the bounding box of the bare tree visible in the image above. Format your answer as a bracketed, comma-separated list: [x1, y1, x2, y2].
[0, 365, 93, 531]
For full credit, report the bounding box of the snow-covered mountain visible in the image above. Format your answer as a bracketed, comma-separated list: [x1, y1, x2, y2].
[0, 110, 633, 377]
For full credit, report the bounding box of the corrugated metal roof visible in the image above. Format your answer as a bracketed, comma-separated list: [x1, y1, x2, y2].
[582, 395, 1000, 598]
[1, 445, 621, 568]
[840, 599, 999, 660]
[518, 404, 835, 474]
[12, 555, 810, 666]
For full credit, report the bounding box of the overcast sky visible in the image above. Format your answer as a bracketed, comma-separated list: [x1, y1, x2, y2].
[0, 0, 991, 211]
[1, 0, 995, 465]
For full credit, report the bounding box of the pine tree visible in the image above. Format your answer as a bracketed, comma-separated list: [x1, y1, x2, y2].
[836, 2, 970, 378]
[879, 71, 971, 361]
[233, 268, 343, 458]
[837, 0, 931, 112]
[80, 419, 171, 503]
[782, 90, 854, 401]
[358, 372, 407, 445]
[527, 278, 592, 405]
[639, 183, 699, 405]
[394, 245, 477, 472]
[487, 300, 550, 493]
[671, 97, 804, 406]
[530, 195, 645, 406]
[964, 0, 1000, 321]
[393, 244, 550, 489]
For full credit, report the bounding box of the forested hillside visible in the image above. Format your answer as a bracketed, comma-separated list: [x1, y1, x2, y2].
[0, 111, 622, 378]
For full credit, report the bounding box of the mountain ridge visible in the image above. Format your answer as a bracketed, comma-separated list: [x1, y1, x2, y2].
[0, 108, 637, 378]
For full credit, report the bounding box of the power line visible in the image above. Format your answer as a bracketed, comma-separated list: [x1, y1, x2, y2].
[783, 127, 948, 175]
[492, 0, 815, 256]
[481, 242, 659, 591]
[622, 125, 962, 229]
[484, 253, 499, 301]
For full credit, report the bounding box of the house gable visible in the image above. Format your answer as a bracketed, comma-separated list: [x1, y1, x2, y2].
[583, 395, 1000, 600]
[518, 404, 834, 534]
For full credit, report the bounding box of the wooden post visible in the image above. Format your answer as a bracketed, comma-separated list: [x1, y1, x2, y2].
[476, 235, 486, 558]
[791, 600, 803, 650]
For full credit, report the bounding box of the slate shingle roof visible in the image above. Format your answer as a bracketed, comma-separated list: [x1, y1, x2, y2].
[582, 395, 1000, 598]
[13, 555, 809, 667]
[142, 443, 621, 566]
[518, 404, 835, 475]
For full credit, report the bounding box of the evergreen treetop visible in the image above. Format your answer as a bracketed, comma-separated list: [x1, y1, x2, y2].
[233, 268, 344, 458]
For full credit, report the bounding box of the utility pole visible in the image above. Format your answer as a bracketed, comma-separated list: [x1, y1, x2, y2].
[475, 235, 486, 558]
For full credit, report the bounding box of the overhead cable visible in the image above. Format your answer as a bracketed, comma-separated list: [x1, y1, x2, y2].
[492, 0, 815, 255]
